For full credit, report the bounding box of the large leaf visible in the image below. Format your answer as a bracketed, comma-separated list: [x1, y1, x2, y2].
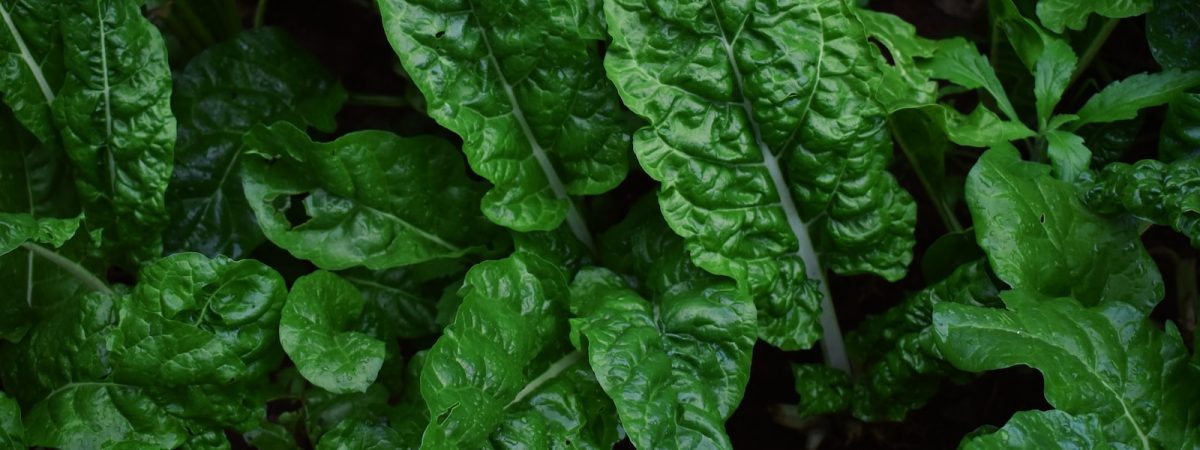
[241, 122, 502, 270]
[24, 384, 187, 450]
[1146, 0, 1200, 70]
[933, 291, 1200, 448]
[1069, 69, 1200, 128]
[419, 250, 617, 449]
[569, 267, 755, 449]
[166, 27, 346, 258]
[377, 0, 629, 239]
[119, 252, 288, 383]
[964, 146, 1162, 311]
[54, 0, 176, 265]
[0, 0, 63, 143]
[1084, 157, 1200, 247]
[604, 0, 916, 349]
[280, 270, 385, 394]
[1036, 0, 1152, 33]
[961, 410, 1111, 449]
[1159, 93, 1200, 161]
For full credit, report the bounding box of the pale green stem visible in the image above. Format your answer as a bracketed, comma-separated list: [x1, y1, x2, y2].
[1068, 18, 1119, 90]
[20, 243, 113, 296]
[506, 351, 582, 408]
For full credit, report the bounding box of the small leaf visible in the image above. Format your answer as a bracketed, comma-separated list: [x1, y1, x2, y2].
[280, 271, 385, 394]
[1072, 69, 1200, 128]
[1043, 130, 1091, 181]
[0, 213, 81, 255]
[924, 37, 1020, 122]
[1034, 39, 1077, 129]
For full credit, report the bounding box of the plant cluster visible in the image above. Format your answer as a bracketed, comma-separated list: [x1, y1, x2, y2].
[0, 0, 1197, 448]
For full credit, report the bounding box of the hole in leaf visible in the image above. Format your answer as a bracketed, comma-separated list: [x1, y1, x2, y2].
[434, 30, 445, 38]
[273, 193, 312, 228]
[868, 37, 895, 66]
[1039, 214, 1046, 224]
[436, 402, 459, 425]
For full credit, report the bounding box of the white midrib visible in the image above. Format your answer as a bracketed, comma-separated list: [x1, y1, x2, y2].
[95, 0, 114, 195]
[711, 2, 849, 373]
[464, 0, 594, 251]
[0, 2, 54, 104]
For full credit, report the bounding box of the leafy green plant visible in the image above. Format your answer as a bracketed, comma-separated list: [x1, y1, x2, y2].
[0, 0, 1196, 448]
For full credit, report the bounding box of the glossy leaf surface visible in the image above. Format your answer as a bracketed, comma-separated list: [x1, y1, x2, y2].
[1084, 157, 1200, 247]
[1036, 0, 1151, 33]
[280, 270, 385, 394]
[242, 122, 500, 270]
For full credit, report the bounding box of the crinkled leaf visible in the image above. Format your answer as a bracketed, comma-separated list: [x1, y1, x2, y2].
[280, 270, 384, 394]
[1070, 69, 1200, 128]
[1036, 0, 1151, 33]
[1044, 130, 1091, 181]
[924, 37, 1019, 121]
[420, 251, 613, 449]
[0, 292, 117, 405]
[55, 0, 176, 265]
[1078, 117, 1143, 166]
[378, 0, 630, 233]
[1084, 157, 1200, 247]
[24, 384, 187, 450]
[166, 27, 346, 258]
[569, 268, 755, 449]
[855, 9, 939, 110]
[1160, 93, 1200, 162]
[0, 392, 21, 450]
[116, 252, 288, 384]
[0, 0, 63, 144]
[962, 410, 1113, 449]
[342, 265, 456, 341]
[241, 121, 501, 270]
[317, 420, 406, 450]
[965, 146, 1162, 311]
[933, 291, 1200, 448]
[489, 364, 620, 450]
[1146, 0, 1200, 70]
[605, 0, 915, 349]
[791, 365, 850, 418]
[599, 195, 724, 298]
[0, 212, 80, 255]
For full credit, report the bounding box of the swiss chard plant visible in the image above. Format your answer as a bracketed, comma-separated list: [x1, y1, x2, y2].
[0, 0, 1196, 448]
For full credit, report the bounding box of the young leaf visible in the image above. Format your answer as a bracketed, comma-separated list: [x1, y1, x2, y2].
[569, 267, 755, 449]
[1033, 39, 1077, 130]
[965, 146, 1162, 311]
[55, 0, 176, 265]
[0, 0, 63, 144]
[241, 122, 502, 270]
[1146, 0, 1200, 70]
[961, 410, 1110, 449]
[933, 291, 1200, 448]
[1069, 69, 1200, 128]
[166, 28, 347, 258]
[0, 391, 22, 449]
[1160, 93, 1200, 161]
[1083, 157, 1200, 247]
[1036, 0, 1151, 33]
[377, 0, 630, 243]
[280, 270, 385, 394]
[1043, 130, 1091, 181]
[855, 9, 939, 110]
[419, 251, 617, 449]
[604, 0, 916, 350]
[924, 37, 1020, 122]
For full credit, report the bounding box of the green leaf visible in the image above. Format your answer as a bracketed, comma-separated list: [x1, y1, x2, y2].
[341, 265, 459, 341]
[855, 9, 939, 110]
[791, 365, 850, 419]
[1160, 93, 1200, 161]
[965, 146, 1163, 311]
[1083, 157, 1200, 247]
[924, 37, 1020, 122]
[0, 391, 21, 450]
[1077, 117, 1143, 166]
[117, 252, 288, 384]
[0, 212, 81, 255]
[598, 195, 724, 298]
[55, 0, 176, 265]
[1070, 69, 1200, 128]
[1043, 130, 1091, 181]
[317, 420, 406, 450]
[241, 121, 502, 270]
[24, 384, 187, 450]
[1146, 0, 1200, 70]
[487, 364, 620, 450]
[420, 251, 616, 449]
[1034, 38, 1077, 129]
[1036, 0, 1151, 33]
[0, 0, 63, 144]
[961, 410, 1112, 449]
[166, 27, 347, 258]
[280, 270, 385, 394]
[933, 291, 1200, 448]
[378, 0, 630, 238]
[838, 260, 998, 421]
[605, 0, 916, 349]
[569, 267, 755, 449]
